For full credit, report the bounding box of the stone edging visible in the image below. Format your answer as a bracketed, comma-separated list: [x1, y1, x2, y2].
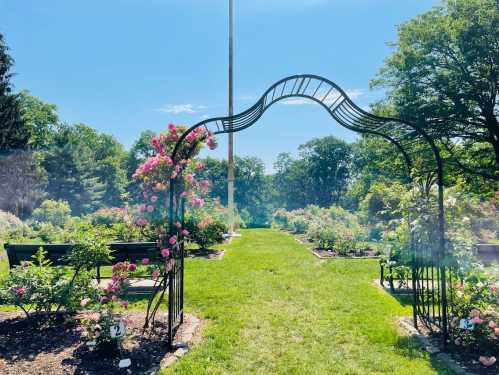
[396, 317, 479, 375]
[152, 314, 203, 372]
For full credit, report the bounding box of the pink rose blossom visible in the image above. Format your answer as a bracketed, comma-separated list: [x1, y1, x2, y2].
[120, 300, 129, 309]
[14, 287, 26, 298]
[472, 316, 483, 324]
[479, 356, 496, 367]
[112, 295, 118, 301]
[175, 221, 182, 228]
[161, 248, 170, 258]
[150, 195, 158, 203]
[169, 236, 177, 245]
[138, 204, 146, 213]
[128, 263, 137, 272]
[80, 298, 91, 307]
[141, 258, 150, 265]
[182, 229, 190, 236]
[151, 269, 161, 279]
[147, 205, 155, 212]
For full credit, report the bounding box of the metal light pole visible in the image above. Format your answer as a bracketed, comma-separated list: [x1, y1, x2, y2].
[227, 0, 235, 234]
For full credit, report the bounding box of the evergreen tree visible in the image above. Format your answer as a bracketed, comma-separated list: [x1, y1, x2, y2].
[0, 33, 26, 151]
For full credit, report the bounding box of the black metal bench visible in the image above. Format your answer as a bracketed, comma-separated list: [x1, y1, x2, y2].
[4, 242, 160, 282]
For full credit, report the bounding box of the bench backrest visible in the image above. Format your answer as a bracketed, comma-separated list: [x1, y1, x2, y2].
[4, 242, 159, 268]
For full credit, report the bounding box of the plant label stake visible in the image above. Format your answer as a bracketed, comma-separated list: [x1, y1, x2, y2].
[110, 320, 126, 339]
[459, 318, 474, 330]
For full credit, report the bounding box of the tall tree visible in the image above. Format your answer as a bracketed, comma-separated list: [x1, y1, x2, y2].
[0, 33, 26, 151]
[273, 136, 353, 209]
[43, 124, 106, 215]
[18, 90, 59, 149]
[372, 0, 499, 178]
[198, 156, 273, 226]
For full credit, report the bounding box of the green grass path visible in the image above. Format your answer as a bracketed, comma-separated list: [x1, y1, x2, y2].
[161, 229, 454, 375]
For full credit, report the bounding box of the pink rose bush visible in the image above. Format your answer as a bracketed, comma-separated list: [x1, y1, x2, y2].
[449, 274, 498, 367]
[79, 261, 138, 350]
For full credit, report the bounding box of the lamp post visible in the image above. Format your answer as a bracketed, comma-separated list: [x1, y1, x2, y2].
[227, 0, 235, 234]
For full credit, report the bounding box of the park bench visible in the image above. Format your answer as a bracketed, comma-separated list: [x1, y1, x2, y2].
[4, 242, 160, 285]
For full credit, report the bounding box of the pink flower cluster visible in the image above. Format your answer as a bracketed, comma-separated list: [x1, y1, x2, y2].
[12, 287, 26, 298]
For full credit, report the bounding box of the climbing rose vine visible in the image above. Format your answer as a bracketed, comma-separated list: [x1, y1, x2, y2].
[132, 123, 216, 244]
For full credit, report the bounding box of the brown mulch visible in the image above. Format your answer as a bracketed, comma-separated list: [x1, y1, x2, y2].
[312, 248, 379, 259]
[185, 248, 225, 260]
[0, 311, 198, 375]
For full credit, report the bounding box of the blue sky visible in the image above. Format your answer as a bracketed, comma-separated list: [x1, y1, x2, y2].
[1, 0, 439, 171]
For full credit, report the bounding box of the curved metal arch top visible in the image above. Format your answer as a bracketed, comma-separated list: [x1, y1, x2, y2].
[168, 73, 449, 341]
[171, 74, 440, 176]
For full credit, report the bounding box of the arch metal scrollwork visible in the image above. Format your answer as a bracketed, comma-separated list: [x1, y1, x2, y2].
[167, 74, 449, 345]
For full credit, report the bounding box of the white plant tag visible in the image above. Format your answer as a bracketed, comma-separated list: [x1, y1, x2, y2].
[459, 318, 474, 330]
[110, 320, 126, 338]
[118, 358, 131, 368]
[86, 340, 96, 347]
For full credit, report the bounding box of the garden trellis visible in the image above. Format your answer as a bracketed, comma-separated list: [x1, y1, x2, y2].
[168, 74, 450, 344]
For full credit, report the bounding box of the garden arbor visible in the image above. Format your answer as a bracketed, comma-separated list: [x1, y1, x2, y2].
[167, 74, 449, 344]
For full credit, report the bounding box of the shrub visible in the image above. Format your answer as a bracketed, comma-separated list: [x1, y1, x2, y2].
[0, 248, 99, 317]
[273, 209, 291, 230]
[448, 269, 499, 358]
[0, 210, 22, 232]
[31, 199, 71, 227]
[90, 207, 125, 226]
[290, 216, 308, 234]
[185, 214, 227, 249]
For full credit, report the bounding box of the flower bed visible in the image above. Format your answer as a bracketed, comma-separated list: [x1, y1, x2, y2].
[0, 311, 201, 375]
[273, 205, 377, 257]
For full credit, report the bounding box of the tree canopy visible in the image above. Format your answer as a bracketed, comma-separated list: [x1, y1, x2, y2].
[372, 0, 498, 179]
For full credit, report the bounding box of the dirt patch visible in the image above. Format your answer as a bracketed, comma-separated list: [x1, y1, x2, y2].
[0, 311, 201, 375]
[185, 248, 225, 260]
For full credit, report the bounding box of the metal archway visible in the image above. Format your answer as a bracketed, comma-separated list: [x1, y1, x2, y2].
[167, 74, 448, 345]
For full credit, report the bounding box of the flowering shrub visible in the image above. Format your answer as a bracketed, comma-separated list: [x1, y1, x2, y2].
[448, 268, 499, 366]
[0, 248, 99, 317]
[90, 207, 126, 226]
[273, 205, 368, 255]
[79, 261, 138, 352]
[184, 202, 228, 249]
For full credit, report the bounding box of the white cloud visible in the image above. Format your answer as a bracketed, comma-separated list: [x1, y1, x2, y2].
[200, 114, 210, 120]
[157, 104, 207, 115]
[281, 98, 312, 106]
[344, 89, 365, 100]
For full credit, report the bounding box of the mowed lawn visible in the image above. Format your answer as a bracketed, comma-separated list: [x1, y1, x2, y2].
[161, 229, 455, 375]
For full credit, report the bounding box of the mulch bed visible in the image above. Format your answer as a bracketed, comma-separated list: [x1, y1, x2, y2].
[185, 248, 225, 260]
[312, 248, 379, 259]
[0, 311, 199, 375]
